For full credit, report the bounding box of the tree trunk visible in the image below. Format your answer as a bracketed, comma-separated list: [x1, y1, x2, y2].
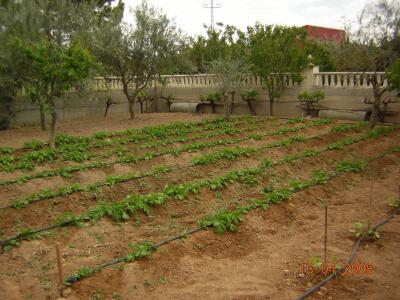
[247, 100, 256, 116]
[128, 100, 135, 119]
[230, 92, 235, 115]
[369, 82, 382, 130]
[104, 101, 113, 118]
[369, 106, 379, 130]
[49, 107, 57, 149]
[140, 102, 144, 114]
[269, 98, 274, 116]
[224, 94, 230, 120]
[39, 103, 46, 131]
[167, 100, 172, 112]
[306, 102, 311, 116]
[122, 82, 135, 119]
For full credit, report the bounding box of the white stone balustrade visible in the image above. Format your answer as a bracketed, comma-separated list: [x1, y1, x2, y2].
[313, 68, 387, 88]
[17, 67, 389, 96]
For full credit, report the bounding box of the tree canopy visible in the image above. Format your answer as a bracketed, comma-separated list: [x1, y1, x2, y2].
[92, 0, 184, 119]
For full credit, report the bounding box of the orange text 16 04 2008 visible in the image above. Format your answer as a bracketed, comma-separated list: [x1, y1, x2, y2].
[300, 263, 374, 275]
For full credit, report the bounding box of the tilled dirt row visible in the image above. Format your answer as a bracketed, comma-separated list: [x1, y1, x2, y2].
[0, 123, 334, 235]
[0, 126, 398, 300]
[0, 117, 280, 183]
[0, 119, 283, 209]
[67, 135, 400, 300]
[0, 117, 278, 180]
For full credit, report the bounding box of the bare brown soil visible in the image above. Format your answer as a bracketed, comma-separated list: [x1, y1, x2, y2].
[0, 114, 399, 300]
[0, 113, 213, 148]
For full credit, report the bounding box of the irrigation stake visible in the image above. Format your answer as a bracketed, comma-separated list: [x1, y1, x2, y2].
[324, 204, 328, 265]
[55, 242, 64, 296]
[368, 179, 373, 233]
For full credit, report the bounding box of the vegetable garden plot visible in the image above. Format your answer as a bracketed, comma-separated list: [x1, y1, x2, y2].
[0, 116, 399, 300]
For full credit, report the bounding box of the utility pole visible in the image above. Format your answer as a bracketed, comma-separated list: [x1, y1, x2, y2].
[203, 0, 221, 30]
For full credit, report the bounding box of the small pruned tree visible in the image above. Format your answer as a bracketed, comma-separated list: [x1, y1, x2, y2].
[208, 58, 250, 119]
[136, 90, 154, 114]
[246, 24, 310, 116]
[240, 90, 259, 116]
[14, 39, 95, 148]
[92, 0, 183, 119]
[158, 78, 174, 112]
[298, 90, 325, 116]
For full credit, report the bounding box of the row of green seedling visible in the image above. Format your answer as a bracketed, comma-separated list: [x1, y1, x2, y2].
[4, 133, 311, 210]
[0, 118, 327, 186]
[2, 124, 391, 250]
[65, 144, 399, 283]
[0, 116, 273, 172]
[3, 119, 336, 207]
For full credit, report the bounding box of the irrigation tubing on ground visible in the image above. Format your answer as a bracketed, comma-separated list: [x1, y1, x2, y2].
[0, 165, 189, 210]
[0, 124, 343, 215]
[0, 131, 388, 247]
[0, 221, 73, 247]
[3, 116, 263, 152]
[0, 121, 328, 209]
[65, 227, 204, 283]
[0, 119, 289, 186]
[66, 149, 399, 285]
[295, 207, 400, 300]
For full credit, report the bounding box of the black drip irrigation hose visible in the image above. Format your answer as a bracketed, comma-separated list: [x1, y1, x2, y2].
[3, 116, 266, 153]
[65, 150, 399, 285]
[65, 227, 204, 283]
[0, 165, 190, 210]
[0, 121, 321, 209]
[0, 131, 388, 248]
[0, 119, 287, 187]
[0, 222, 73, 247]
[295, 208, 400, 300]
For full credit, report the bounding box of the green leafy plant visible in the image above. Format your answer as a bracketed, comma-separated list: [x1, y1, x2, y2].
[336, 160, 366, 173]
[349, 222, 380, 239]
[388, 196, 400, 209]
[66, 267, 96, 283]
[310, 255, 322, 269]
[124, 241, 153, 262]
[330, 122, 366, 133]
[198, 208, 244, 234]
[24, 140, 45, 150]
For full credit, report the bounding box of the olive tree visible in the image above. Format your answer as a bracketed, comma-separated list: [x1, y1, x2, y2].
[246, 25, 309, 116]
[208, 58, 250, 119]
[332, 0, 400, 129]
[92, 0, 183, 119]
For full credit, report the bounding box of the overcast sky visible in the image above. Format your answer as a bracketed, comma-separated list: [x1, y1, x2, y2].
[122, 0, 372, 37]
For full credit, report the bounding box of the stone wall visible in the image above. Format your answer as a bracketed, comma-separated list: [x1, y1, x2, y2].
[9, 67, 400, 126]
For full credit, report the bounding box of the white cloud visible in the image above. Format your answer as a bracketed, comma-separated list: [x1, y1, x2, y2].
[122, 0, 371, 36]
